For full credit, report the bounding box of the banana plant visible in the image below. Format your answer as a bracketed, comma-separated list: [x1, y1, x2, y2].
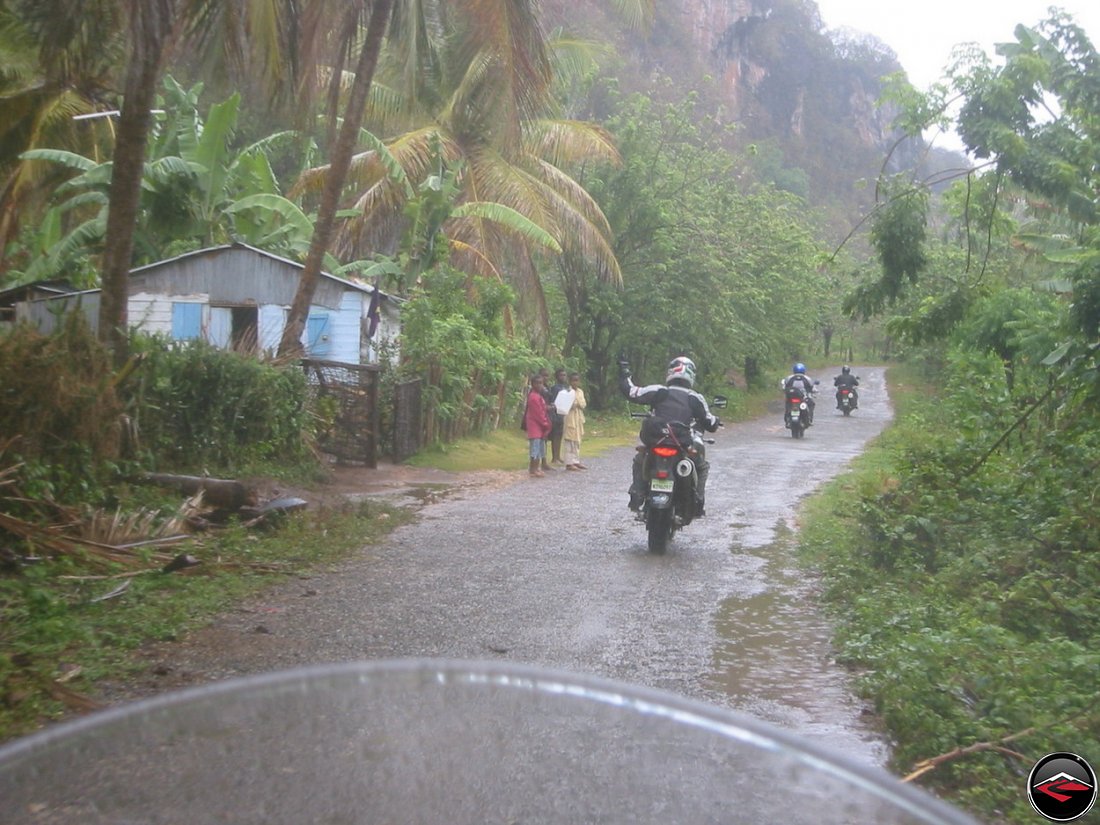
[14, 77, 318, 282]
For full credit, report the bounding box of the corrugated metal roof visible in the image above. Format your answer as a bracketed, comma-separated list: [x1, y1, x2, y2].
[0, 279, 82, 304]
[10, 243, 401, 308]
[129, 242, 397, 300]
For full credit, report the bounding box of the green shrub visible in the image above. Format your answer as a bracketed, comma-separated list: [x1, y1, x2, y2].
[0, 316, 123, 503]
[127, 335, 310, 471]
[799, 363, 1100, 823]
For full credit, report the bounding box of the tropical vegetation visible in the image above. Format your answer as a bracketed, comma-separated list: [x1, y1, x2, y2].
[797, 11, 1100, 821]
[2, 1, 1100, 822]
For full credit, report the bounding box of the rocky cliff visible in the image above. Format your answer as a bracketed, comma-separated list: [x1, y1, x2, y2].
[543, 0, 928, 212]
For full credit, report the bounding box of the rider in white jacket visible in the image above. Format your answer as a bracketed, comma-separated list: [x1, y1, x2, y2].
[620, 356, 721, 515]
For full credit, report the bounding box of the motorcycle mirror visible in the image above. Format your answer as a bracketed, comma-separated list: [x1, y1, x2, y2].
[711, 395, 729, 409]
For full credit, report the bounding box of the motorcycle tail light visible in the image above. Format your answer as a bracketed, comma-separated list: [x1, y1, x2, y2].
[790, 398, 802, 405]
[652, 446, 678, 457]
[655, 470, 670, 479]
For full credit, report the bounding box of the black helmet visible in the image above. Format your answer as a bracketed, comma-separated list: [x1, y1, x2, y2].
[842, 365, 850, 374]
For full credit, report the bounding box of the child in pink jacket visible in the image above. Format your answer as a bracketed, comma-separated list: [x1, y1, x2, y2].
[524, 375, 553, 477]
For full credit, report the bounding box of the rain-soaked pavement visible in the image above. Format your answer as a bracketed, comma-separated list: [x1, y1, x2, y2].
[10, 366, 981, 825]
[100, 366, 896, 769]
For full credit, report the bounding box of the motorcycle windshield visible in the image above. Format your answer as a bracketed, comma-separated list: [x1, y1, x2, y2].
[0, 661, 980, 825]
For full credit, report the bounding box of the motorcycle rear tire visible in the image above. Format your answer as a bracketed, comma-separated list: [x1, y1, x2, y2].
[790, 422, 803, 438]
[647, 508, 672, 554]
[842, 407, 851, 416]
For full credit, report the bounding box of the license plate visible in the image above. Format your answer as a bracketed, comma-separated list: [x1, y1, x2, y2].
[790, 410, 800, 420]
[650, 478, 674, 492]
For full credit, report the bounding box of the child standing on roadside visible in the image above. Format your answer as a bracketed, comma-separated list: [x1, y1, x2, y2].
[524, 375, 552, 477]
[563, 371, 587, 470]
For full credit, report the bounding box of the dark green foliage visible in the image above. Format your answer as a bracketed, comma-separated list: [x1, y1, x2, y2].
[1070, 255, 1100, 339]
[562, 88, 830, 403]
[956, 16, 1099, 225]
[845, 182, 928, 321]
[801, 360, 1100, 823]
[0, 315, 123, 502]
[127, 336, 310, 471]
[398, 265, 540, 443]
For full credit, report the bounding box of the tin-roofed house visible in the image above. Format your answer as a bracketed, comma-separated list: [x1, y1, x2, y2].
[0, 278, 83, 333]
[12, 243, 399, 364]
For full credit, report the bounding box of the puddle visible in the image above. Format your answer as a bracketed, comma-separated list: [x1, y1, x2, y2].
[707, 528, 891, 768]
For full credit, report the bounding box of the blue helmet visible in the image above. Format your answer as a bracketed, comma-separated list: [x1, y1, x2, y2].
[793, 363, 806, 374]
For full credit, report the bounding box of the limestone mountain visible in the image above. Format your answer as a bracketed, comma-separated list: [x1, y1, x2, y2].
[543, 0, 960, 230]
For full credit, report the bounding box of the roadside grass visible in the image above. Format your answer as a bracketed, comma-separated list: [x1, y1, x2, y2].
[0, 499, 414, 744]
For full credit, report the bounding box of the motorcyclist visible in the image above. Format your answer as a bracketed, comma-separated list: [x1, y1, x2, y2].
[780, 362, 817, 426]
[619, 355, 721, 516]
[833, 365, 859, 409]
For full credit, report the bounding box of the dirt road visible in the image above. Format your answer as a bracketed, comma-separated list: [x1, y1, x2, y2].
[110, 366, 894, 768]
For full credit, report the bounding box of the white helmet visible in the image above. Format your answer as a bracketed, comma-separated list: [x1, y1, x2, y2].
[666, 356, 696, 388]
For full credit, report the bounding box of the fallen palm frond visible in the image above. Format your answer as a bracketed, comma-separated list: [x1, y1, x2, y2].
[0, 509, 184, 568]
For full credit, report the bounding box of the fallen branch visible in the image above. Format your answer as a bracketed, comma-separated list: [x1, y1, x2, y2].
[88, 579, 132, 603]
[59, 570, 156, 582]
[45, 679, 103, 713]
[904, 741, 1030, 783]
[904, 714, 1093, 782]
[139, 473, 257, 509]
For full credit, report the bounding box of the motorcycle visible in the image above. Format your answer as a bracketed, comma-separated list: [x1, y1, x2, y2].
[631, 396, 727, 554]
[783, 381, 818, 439]
[836, 385, 859, 416]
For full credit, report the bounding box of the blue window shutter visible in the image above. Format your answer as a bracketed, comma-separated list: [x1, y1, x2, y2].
[172, 303, 202, 340]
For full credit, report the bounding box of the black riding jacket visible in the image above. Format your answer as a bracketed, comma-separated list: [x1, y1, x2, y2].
[620, 377, 719, 433]
[834, 374, 859, 389]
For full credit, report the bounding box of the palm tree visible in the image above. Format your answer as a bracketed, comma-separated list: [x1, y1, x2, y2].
[4, 0, 309, 360]
[307, 27, 623, 333]
[278, 0, 649, 357]
[278, 0, 394, 358]
[7, 0, 648, 359]
[0, 1, 124, 276]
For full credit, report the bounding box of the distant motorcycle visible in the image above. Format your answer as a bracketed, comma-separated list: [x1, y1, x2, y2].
[836, 385, 858, 416]
[631, 395, 727, 554]
[783, 382, 818, 439]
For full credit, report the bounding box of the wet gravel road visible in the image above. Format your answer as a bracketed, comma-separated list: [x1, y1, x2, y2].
[117, 366, 895, 768]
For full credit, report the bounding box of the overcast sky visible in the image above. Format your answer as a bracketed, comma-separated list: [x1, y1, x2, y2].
[814, 1, 1100, 88]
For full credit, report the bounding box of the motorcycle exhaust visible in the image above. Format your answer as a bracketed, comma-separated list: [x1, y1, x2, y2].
[675, 458, 695, 478]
